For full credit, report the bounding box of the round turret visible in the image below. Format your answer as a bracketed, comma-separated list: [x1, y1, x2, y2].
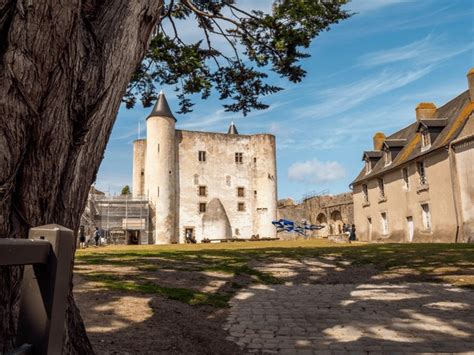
[144, 92, 177, 244]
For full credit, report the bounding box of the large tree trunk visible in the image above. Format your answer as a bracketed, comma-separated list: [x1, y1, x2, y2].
[0, 1, 163, 353]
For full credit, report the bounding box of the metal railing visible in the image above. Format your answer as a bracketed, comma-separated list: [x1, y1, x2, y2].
[0, 224, 74, 355]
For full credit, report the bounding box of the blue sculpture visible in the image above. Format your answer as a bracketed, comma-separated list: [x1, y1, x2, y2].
[272, 219, 323, 236]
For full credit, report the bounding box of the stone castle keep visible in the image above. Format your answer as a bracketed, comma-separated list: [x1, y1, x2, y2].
[132, 92, 277, 244]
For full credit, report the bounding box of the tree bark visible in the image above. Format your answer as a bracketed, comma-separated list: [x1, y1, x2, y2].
[0, 1, 163, 353]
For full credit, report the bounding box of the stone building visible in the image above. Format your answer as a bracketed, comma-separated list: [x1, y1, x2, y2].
[133, 92, 277, 244]
[277, 192, 354, 237]
[351, 69, 474, 243]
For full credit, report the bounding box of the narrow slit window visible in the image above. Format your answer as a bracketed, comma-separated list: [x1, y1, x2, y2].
[198, 151, 206, 162]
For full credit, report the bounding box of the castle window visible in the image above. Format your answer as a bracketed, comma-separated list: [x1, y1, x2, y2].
[362, 184, 368, 203]
[237, 202, 245, 212]
[226, 175, 231, 186]
[254, 157, 257, 163]
[194, 174, 199, 185]
[237, 187, 245, 197]
[254, 190, 257, 198]
[141, 170, 144, 177]
[198, 186, 207, 197]
[157, 144, 160, 153]
[402, 168, 409, 189]
[198, 151, 206, 162]
[235, 228, 240, 236]
[235, 152, 243, 164]
[199, 203, 207, 213]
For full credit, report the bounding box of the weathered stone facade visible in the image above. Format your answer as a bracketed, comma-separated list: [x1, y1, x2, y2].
[352, 69, 474, 243]
[133, 93, 277, 244]
[277, 192, 354, 237]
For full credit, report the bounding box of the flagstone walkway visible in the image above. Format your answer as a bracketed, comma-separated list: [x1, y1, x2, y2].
[224, 283, 474, 354]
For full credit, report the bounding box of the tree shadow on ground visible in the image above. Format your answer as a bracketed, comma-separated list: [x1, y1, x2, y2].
[74, 242, 474, 353]
[225, 261, 474, 353]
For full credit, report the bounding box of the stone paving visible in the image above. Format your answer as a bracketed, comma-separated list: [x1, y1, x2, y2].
[224, 283, 474, 354]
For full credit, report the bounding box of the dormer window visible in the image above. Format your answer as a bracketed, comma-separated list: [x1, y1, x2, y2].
[365, 159, 371, 174]
[421, 130, 431, 151]
[384, 149, 392, 166]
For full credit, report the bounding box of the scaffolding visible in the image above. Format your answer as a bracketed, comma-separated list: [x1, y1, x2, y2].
[82, 193, 151, 245]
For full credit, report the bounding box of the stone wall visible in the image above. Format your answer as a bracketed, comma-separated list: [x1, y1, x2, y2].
[277, 193, 354, 238]
[176, 130, 277, 243]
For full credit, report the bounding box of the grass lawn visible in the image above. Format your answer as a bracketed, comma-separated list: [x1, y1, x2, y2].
[75, 239, 474, 307]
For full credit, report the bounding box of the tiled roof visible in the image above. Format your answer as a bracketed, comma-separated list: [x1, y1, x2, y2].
[384, 139, 407, 148]
[352, 90, 472, 185]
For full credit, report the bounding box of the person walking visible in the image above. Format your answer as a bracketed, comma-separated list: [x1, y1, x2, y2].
[93, 227, 100, 247]
[349, 224, 356, 243]
[79, 225, 86, 249]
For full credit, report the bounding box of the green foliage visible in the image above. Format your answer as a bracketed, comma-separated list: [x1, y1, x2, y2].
[121, 185, 130, 195]
[123, 0, 351, 115]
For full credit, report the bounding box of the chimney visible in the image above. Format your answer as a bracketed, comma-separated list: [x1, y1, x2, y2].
[467, 68, 474, 102]
[372, 132, 386, 151]
[416, 102, 437, 121]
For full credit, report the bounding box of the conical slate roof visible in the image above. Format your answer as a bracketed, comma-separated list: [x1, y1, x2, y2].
[147, 91, 176, 121]
[227, 121, 238, 134]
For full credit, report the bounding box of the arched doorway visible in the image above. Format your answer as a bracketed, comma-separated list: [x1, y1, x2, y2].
[316, 213, 328, 236]
[330, 210, 343, 235]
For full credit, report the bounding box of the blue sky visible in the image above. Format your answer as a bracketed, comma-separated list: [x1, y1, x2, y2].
[95, 0, 474, 200]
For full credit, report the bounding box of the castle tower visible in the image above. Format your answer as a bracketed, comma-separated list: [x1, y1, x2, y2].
[144, 92, 177, 244]
[132, 139, 146, 196]
[252, 134, 277, 238]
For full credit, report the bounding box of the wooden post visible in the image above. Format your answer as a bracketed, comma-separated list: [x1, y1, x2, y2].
[16, 224, 74, 355]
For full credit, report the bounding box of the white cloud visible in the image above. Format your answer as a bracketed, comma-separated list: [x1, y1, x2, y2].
[346, 0, 405, 14]
[288, 159, 346, 185]
[295, 66, 433, 119]
[359, 35, 474, 68]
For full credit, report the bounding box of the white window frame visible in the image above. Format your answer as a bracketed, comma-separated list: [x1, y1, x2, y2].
[417, 161, 427, 185]
[384, 149, 392, 166]
[421, 203, 432, 231]
[378, 178, 385, 198]
[380, 212, 389, 235]
[365, 159, 371, 174]
[362, 184, 369, 203]
[421, 130, 431, 151]
[402, 167, 410, 190]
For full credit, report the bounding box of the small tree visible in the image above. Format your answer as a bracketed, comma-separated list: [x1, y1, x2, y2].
[0, 1, 350, 353]
[121, 185, 131, 195]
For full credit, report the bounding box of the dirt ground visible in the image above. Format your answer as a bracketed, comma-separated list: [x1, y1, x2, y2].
[74, 275, 243, 355]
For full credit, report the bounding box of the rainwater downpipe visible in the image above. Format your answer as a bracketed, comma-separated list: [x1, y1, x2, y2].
[447, 142, 461, 243]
